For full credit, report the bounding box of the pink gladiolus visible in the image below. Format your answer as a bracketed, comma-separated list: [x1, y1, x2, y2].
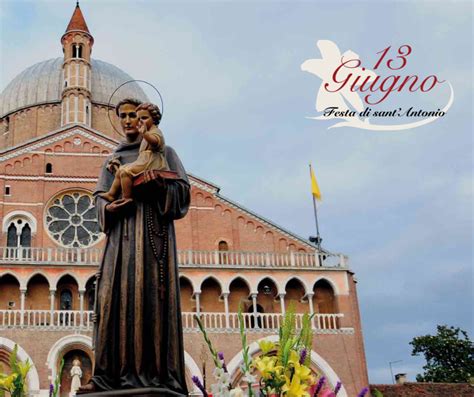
[319, 389, 336, 397]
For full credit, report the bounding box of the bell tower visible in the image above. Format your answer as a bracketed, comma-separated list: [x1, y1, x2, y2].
[60, 2, 93, 126]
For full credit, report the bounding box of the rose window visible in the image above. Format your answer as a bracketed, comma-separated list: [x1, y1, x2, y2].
[46, 191, 100, 248]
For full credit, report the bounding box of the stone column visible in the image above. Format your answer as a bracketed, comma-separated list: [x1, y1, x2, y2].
[279, 293, 286, 315]
[20, 289, 26, 327]
[306, 292, 315, 329]
[222, 293, 230, 329]
[79, 289, 85, 327]
[307, 292, 314, 314]
[49, 290, 56, 326]
[195, 292, 201, 315]
[251, 293, 259, 329]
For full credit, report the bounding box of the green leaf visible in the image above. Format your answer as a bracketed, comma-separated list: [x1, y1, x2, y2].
[373, 388, 384, 397]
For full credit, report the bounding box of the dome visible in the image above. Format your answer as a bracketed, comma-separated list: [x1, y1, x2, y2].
[0, 58, 148, 118]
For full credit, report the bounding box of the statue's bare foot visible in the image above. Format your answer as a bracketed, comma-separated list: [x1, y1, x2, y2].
[77, 381, 96, 394]
[98, 192, 116, 202]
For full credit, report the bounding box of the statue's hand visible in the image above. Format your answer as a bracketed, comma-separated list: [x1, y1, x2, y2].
[105, 201, 124, 213]
[138, 120, 148, 135]
[91, 313, 98, 322]
[106, 156, 122, 175]
[105, 202, 117, 213]
[106, 199, 134, 213]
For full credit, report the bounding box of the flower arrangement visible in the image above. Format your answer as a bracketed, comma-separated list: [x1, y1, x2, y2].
[192, 305, 367, 397]
[0, 344, 32, 397]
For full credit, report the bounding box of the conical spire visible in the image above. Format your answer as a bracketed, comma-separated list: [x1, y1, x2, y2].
[65, 2, 90, 34]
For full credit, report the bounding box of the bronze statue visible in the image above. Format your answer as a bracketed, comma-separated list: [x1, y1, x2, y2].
[79, 98, 190, 396]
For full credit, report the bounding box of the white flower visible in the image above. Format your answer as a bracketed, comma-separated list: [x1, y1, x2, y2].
[211, 366, 232, 397]
[213, 367, 225, 379]
[211, 383, 230, 397]
[242, 372, 257, 384]
[229, 387, 244, 397]
[221, 372, 231, 385]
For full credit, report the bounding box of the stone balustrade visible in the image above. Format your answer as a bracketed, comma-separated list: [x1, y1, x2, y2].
[0, 310, 348, 333]
[0, 309, 92, 330]
[182, 311, 345, 333]
[0, 247, 347, 269]
[0, 246, 102, 266]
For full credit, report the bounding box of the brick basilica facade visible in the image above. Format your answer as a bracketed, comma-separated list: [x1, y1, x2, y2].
[0, 4, 368, 396]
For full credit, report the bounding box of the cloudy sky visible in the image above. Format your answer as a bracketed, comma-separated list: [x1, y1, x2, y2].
[1, 0, 472, 385]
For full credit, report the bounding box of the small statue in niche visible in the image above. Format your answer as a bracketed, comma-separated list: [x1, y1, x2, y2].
[99, 102, 169, 206]
[69, 358, 82, 396]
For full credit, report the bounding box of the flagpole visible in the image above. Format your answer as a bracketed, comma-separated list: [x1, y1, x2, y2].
[312, 194, 321, 251]
[309, 164, 322, 253]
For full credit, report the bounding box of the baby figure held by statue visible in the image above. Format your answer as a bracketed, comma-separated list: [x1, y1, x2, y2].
[99, 102, 169, 206]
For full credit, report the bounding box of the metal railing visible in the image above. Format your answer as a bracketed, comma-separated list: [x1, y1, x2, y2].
[0, 247, 347, 269]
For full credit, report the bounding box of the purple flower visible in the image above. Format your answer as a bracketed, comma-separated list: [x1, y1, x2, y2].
[192, 375, 208, 397]
[218, 351, 228, 372]
[357, 387, 369, 397]
[314, 376, 326, 396]
[334, 381, 342, 395]
[49, 384, 54, 397]
[299, 348, 307, 364]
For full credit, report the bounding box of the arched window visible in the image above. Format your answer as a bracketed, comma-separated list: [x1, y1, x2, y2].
[218, 240, 229, 264]
[6, 220, 31, 248]
[218, 241, 229, 251]
[46, 163, 53, 173]
[59, 288, 73, 325]
[72, 44, 83, 59]
[313, 280, 336, 314]
[87, 288, 95, 311]
[20, 224, 31, 247]
[60, 289, 73, 310]
[7, 224, 17, 247]
[3, 212, 36, 252]
[85, 278, 96, 311]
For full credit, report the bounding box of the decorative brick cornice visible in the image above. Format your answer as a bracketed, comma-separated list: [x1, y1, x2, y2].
[0, 128, 116, 162]
[0, 175, 98, 182]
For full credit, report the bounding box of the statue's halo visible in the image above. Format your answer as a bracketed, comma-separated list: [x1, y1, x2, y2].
[107, 79, 164, 136]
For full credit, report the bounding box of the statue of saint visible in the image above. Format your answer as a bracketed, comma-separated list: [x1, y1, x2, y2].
[70, 359, 82, 396]
[79, 98, 190, 396]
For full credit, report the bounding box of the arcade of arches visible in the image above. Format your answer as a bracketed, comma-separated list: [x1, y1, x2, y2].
[2, 273, 336, 317]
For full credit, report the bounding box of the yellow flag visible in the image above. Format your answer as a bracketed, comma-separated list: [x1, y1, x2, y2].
[310, 164, 322, 200]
